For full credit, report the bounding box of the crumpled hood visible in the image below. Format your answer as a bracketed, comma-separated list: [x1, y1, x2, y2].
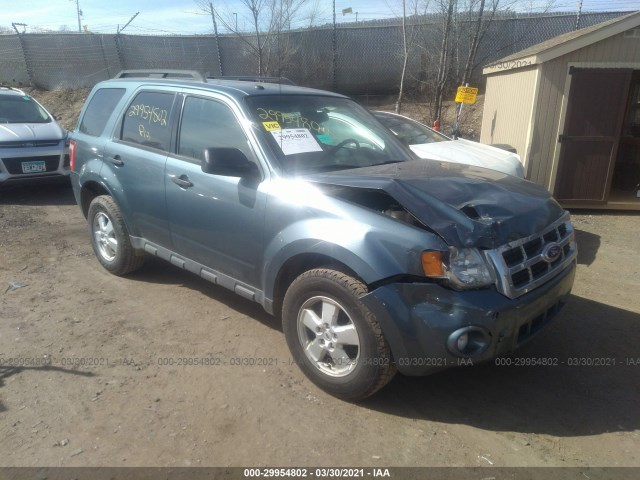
[0, 122, 64, 142]
[410, 138, 524, 177]
[304, 159, 565, 249]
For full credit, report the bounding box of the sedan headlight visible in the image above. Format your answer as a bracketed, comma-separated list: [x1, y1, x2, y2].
[421, 247, 495, 290]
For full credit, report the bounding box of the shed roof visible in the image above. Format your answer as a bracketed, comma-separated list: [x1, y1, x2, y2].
[483, 10, 640, 75]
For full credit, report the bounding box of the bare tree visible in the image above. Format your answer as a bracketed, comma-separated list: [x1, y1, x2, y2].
[194, 0, 312, 77]
[395, 0, 409, 112]
[303, 0, 326, 28]
[459, 0, 504, 85]
[245, 0, 270, 75]
[432, 0, 456, 123]
[263, 0, 311, 75]
[416, 0, 556, 126]
[391, 0, 430, 113]
[478, 0, 557, 65]
[194, 0, 270, 75]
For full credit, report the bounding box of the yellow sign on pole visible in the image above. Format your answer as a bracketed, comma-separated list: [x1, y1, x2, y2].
[455, 86, 478, 104]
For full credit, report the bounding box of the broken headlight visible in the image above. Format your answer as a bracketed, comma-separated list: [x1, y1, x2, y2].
[421, 247, 495, 290]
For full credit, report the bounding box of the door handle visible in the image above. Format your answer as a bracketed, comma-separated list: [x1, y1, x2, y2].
[107, 155, 124, 166]
[171, 175, 193, 188]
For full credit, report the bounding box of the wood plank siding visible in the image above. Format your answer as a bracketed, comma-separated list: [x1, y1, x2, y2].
[479, 65, 538, 168]
[529, 32, 640, 190]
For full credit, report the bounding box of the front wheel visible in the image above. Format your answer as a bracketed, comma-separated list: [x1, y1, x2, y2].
[87, 195, 144, 276]
[282, 268, 396, 400]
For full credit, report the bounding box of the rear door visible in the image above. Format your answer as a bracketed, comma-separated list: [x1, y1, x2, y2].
[103, 88, 178, 247]
[554, 68, 632, 202]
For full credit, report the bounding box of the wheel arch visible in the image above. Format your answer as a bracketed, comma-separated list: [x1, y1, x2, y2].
[80, 179, 139, 238]
[80, 180, 110, 218]
[268, 251, 366, 319]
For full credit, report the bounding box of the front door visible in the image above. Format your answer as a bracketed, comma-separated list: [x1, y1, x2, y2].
[165, 95, 266, 287]
[554, 68, 632, 202]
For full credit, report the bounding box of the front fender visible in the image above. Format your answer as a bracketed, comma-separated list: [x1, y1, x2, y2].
[262, 215, 447, 302]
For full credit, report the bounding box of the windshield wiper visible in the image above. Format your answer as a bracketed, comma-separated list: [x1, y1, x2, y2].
[315, 164, 362, 172]
[376, 160, 403, 166]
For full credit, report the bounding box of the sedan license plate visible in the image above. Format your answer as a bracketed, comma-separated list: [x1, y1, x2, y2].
[21, 161, 46, 173]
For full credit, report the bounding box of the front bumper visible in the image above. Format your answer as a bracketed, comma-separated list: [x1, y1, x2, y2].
[0, 145, 69, 187]
[360, 261, 576, 375]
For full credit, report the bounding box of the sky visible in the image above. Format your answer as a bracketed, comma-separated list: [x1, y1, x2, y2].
[0, 0, 638, 35]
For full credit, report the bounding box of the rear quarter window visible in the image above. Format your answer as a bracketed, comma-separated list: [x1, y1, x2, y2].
[79, 88, 126, 136]
[121, 91, 174, 152]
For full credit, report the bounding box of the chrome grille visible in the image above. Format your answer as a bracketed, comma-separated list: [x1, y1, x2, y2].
[485, 212, 577, 299]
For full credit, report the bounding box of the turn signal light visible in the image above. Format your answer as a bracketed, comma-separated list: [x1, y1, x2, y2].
[421, 251, 445, 277]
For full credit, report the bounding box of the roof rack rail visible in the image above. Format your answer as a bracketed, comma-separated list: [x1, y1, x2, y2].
[114, 70, 206, 81]
[208, 75, 296, 86]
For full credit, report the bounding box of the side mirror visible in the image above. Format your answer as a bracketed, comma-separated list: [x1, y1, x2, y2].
[201, 147, 260, 179]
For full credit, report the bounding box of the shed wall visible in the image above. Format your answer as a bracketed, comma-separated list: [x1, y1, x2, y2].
[479, 65, 537, 167]
[529, 31, 640, 189]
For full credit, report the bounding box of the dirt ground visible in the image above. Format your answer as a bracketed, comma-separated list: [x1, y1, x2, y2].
[0, 90, 639, 469]
[0, 188, 639, 469]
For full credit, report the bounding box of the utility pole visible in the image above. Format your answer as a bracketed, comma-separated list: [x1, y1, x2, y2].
[575, 0, 583, 30]
[209, 2, 224, 76]
[332, 0, 337, 90]
[71, 0, 82, 33]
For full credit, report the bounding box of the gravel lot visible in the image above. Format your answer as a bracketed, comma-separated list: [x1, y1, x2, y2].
[0, 182, 639, 469]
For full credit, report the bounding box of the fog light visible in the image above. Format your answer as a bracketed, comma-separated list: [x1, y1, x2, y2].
[456, 332, 469, 351]
[447, 326, 490, 357]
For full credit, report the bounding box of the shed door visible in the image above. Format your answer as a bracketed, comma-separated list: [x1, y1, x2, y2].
[554, 68, 632, 202]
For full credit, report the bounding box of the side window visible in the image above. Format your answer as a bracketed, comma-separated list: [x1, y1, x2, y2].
[178, 96, 252, 162]
[79, 88, 125, 137]
[121, 91, 174, 151]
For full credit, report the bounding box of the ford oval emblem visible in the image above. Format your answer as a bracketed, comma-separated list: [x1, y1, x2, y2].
[541, 242, 562, 263]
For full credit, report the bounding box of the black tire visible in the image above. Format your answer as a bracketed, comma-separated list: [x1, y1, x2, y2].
[282, 268, 396, 401]
[87, 195, 144, 276]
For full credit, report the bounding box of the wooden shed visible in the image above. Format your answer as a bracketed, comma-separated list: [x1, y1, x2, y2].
[480, 11, 640, 209]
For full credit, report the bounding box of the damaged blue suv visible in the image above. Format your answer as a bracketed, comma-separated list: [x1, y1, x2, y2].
[70, 70, 577, 400]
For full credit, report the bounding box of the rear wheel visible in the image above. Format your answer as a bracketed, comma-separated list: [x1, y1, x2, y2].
[282, 268, 396, 400]
[87, 195, 144, 276]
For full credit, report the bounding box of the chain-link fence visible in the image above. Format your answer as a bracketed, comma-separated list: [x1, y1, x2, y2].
[0, 11, 626, 93]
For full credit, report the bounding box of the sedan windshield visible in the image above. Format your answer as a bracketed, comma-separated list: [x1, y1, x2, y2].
[245, 95, 412, 174]
[0, 95, 51, 124]
[374, 112, 449, 146]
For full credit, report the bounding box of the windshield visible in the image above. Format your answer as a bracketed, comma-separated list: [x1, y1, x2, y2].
[374, 112, 449, 146]
[245, 95, 412, 174]
[0, 95, 51, 124]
